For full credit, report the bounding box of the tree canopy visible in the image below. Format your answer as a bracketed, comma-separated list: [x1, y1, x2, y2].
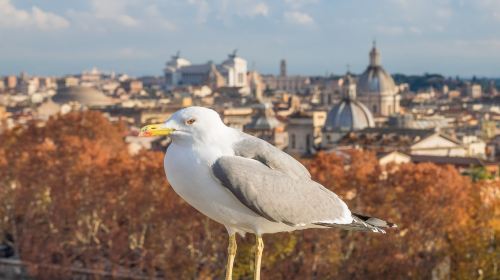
[0, 111, 498, 279]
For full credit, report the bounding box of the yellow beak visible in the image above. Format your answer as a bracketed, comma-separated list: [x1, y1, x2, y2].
[139, 123, 175, 137]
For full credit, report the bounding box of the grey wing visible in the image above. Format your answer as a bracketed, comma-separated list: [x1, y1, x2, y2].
[233, 134, 310, 180]
[212, 155, 353, 226]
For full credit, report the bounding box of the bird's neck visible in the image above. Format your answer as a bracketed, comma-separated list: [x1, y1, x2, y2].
[194, 126, 239, 155]
[210, 124, 237, 140]
[171, 126, 238, 159]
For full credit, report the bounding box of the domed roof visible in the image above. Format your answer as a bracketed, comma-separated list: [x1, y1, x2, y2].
[54, 86, 115, 107]
[324, 99, 375, 132]
[324, 73, 374, 132]
[357, 43, 397, 95]
[245, 103, 282, 130]
[358, 66, 396, 93]
[36, 98, 61, 119]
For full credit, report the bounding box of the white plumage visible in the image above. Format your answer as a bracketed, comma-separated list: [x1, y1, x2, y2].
[140, 106, 396, 280]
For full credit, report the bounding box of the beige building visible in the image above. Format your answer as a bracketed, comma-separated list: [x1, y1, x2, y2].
[222, 107, 253, 131]
[5, 75, 17, 90]
[287, 110, 327, 155]
[164, 50, 247, 89]
[337, 128, 470, 157]
[57, 76, 79, 88]
[17, 76, 39, 95]
[320, 79, 342, 106]
[121, 80, 143, 95]
[378, 151, 411, 166]
[39, 77, 56, 89]
[409, 133, 467, 157]
[80, 67, 102, 84]
[261, 75, 311, 94]
[244, 103, 287, 149]
[261, 60, 310, 94]
[247, 71, 264, 101]
[465, 83, 482, 98]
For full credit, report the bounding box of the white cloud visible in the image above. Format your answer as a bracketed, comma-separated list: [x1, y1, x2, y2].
[284, 10, 314, 26]
[477, 0, 500, 21]
[388, 0, 453, 21]
[187, 0, 270, 24]
[145, 5, 177, 31]
[89, 0, 139, 27]
[281, 0, 317, 27]
[249, 3, 270, 17]
[434, 7, 452, 20]
[283, 0, 318, 9]
[68, 0, 177, 32]
[31, 7, 70, 30]
[0, 0, 69, 30]
[188, 0, 210, 23]
[383, 0, 453, 34]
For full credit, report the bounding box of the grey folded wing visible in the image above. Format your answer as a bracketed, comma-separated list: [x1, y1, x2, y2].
[233, 135, 311, 180]
[211, 155, 352, 226]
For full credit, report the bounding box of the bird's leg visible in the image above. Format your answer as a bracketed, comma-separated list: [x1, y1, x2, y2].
[254, 235, 264, 280]
[225, 234, 237, 280]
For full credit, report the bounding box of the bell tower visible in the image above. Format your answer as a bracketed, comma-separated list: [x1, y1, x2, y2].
[369, 40, 381, 67]
[280, 59, 287, 77]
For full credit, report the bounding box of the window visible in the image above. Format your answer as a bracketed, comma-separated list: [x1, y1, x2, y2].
[306, 134, 311, 149]
[291, 134, 296, 149]
[238, 73, 244, 84]
[372, 104, 378, 113]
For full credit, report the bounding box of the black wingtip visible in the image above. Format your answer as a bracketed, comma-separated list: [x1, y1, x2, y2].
[387, 222, 398, 228]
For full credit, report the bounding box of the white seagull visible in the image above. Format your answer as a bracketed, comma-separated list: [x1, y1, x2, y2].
[140, 106, 396, 280]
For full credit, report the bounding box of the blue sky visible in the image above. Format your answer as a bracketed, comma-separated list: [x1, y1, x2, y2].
[1, 0, 500, 77]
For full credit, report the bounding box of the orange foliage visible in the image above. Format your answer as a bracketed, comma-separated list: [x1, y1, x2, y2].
[0, 111, 498, 279]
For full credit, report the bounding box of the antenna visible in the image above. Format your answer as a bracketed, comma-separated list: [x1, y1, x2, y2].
[172, 50, 180, 59]
[231, 49, 238, 58]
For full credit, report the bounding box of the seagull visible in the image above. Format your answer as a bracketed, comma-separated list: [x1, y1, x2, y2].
[140, 106, 396, 280]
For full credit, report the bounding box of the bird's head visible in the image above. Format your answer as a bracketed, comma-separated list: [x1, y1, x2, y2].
[139, 106, 228, 144]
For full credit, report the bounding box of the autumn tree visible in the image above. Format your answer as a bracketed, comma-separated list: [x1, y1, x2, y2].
[302, 151, 498, 279]
[0, 112, 497, 279]
[0, 112, 223, 278]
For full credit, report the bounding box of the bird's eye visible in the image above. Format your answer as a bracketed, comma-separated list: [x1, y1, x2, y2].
[186, 118, 196, 125]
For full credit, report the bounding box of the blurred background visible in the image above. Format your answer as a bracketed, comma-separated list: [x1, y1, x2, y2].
[0, 0, 499, 279]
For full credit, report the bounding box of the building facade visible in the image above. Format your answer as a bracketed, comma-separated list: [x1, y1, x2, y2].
[287, 110, 326, 155]
[164, 50, 247, 89]
[244, 103, 287, 149]
[261, 59, 310, 94]
[357, 42, 400, 116]
[322, 73, 375, 148]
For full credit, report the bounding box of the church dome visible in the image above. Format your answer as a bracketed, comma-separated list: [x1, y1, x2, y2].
[357, 42, 397, 96]
[245, 103, 282, 130]
[324, 99, 375, 132]
[54, 86, 115, 107]
[324, 73, 375, 132]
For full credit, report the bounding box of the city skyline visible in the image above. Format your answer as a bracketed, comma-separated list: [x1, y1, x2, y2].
[1, 0, 500, 77]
